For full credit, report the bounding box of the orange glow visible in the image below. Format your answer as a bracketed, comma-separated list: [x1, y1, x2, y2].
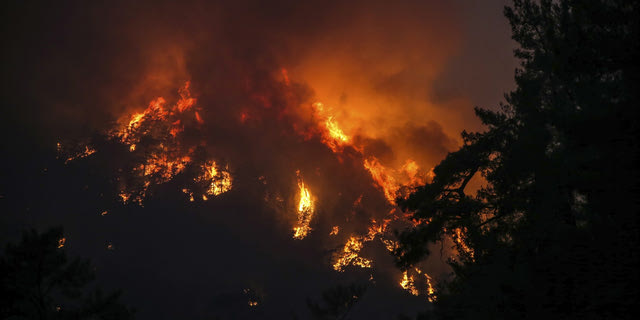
[281, 68, 291, 86]
[363, 157, 399, 202]
[199, 161, 233, 197]
[364, 157, 428, 204]
[61, 66, 457, 291]
[453, 227, 475, 259]
[57, 143, 96, 164]
[76, 81, 234, 206]
[57, 237, 66, 249]
[195, 111, 204, 124]
[312, 102, 351, 152]
[306, 102, 429, 205]
[332, 236, 372, 271]
[425, 273, 437, 302]
[175, 81, 195, 112]
[400, 270, 419, 296]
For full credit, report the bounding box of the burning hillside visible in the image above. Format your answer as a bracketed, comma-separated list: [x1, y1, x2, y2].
[2, 1, 518, 317]
[58, 69, 450, 300]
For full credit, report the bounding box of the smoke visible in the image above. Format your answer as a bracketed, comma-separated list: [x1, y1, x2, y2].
[2, 0, 516, 317]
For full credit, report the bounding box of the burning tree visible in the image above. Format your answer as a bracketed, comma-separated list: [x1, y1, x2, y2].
[395, 0, 639, 318]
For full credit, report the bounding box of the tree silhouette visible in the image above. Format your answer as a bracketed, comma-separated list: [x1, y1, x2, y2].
[306, 283, 368, 320]
[0, 227, 134, 319]
[395, 0, 639, 319]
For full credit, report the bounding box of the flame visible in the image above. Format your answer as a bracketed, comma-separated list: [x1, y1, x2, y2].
[199, 161, 233, 198]
[175, 81, 196, 112]
[312, 102, 351, 152]
[363, 158, 428, 204]
[453, 227, 475, 259]
[61, 75, 453, 295]
[57, 237, 66, 249]
[400, 270, 419, 296]
[406, 268, 438, 302]
[425, 273, 437, 302]
[62, 81, 234, 206]
[57, 142, 96, 164]
[292, 171, 315, 239]
[332, 236, 373, 271]
[309, 102, 428, 205]
[331, 219, 393, 271]
[382, 238, 399, 252]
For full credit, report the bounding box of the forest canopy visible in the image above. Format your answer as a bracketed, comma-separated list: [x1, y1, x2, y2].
[394, 0, 639, 318]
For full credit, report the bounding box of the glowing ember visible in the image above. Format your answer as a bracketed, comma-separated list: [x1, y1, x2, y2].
[293, 170, 315, 239]
[57, 237, 66, 249]
[57, 142, 96, 164]
[425, 273, 437, 302]
[453, 227, 475, 260]
[198, 161, 233, 198]
[329, 226, 340, 236]
[409, 268, 438, 302]
[332, 219, 393, 271]
[400, 270, 419, 296]
[332, 236, 372, 271]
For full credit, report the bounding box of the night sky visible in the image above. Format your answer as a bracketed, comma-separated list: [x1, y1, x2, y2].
[1, 1, 517, 318]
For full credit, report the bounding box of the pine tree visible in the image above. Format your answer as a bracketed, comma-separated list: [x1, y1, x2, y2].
[395, 1, 639, 318]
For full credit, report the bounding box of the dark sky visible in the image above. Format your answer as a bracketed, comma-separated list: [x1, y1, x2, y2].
[1, 1, 516, 318]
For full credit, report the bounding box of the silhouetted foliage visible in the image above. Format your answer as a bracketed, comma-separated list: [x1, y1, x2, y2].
[306, 283, 368, 320]
[395, 0, 639, 319]
[0, 227, 135, 319]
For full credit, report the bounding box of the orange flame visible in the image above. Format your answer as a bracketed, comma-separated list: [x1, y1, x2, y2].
[293, 171, 315, 239]
[312, 102, 351, 152]
[332, 236, 373, 271]
[57, 237, 66, 249]
[400, 270, 419, 296]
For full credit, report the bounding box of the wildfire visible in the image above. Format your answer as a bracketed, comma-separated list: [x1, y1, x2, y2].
[363, 158, 428, 204]
[312, 102, 351, 152]
[453, 227, 475, 260]
[425, 273, 437, 302]
[102, 82, 232, 205]
[292, 171, 315, 239]
[57, 142, 96, 164]
[332, 236, 373, 271]
[198, 161, 233, 198]
[400, 270, 419, 296]
[59, 73, 450, 301]
[399, 268, 437, 301]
